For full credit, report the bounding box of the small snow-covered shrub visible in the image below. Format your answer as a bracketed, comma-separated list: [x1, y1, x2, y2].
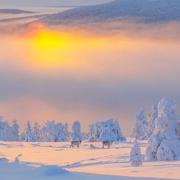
[0, 157, 9, 163]
[130, 140, 143, 167]
[41, 165, 70, 176]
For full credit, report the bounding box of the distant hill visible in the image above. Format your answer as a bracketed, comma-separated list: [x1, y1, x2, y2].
[41, 0, 180, 24]
[0, 9, 34, 14]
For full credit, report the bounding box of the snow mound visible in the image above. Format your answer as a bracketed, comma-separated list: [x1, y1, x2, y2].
[0, 157, 9, 163]
[0, 157, 70, 177]
[40, 165, 70, 176]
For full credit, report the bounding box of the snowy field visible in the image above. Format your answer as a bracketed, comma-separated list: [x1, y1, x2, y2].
[0, 141, 179, 180]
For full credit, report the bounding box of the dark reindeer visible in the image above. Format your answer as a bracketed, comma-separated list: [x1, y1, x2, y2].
[70, 140, 82, 148]
[102, 141, 113, 149]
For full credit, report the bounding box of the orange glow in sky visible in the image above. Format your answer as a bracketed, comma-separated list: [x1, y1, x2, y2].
[1, 23, 180, 135]
[27, 29, 79, 70]
[25, 27, 107, 71]
[24, 26, 137, 72]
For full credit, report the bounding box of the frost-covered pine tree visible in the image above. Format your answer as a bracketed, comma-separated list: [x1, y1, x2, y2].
[176, 120, 180, 140]
[54, 122, 69, 142]
[132, 109, 149, 140]
[146, 98, 180, 161]
[0, 116, 7, 140]
[19, 132, 26, 141]
[61, 123, 69, 141]
[25, 121, 34, 142]
[143, 104, 159, 139]
[130, 140, 143, 167]
[151, 104, 158, 121]
[10, 120, 19, 141]
[147, 104, 158, 137]
[89, 122, 103, 141]
[0, 116, 13, 141]
[32, 122, 41, 142]
[72, 121, 82, 141]
[42, 121, 56, 142]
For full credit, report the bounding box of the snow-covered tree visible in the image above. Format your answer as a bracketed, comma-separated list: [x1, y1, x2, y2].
[132, 109, 149, 140]
[130, 140, 143, 167]
[151, 104, 158, 121]
[19, 132, 26, 141]
[109, 119, 126, 141]
[10, 120, 19, 141]
[147, 104, 158, 136]
[72, 121, 82, 141]
[89, 119, 125, 142]
[143, 104, 159, 139]
[41, 121, 69, 142]
[175, 120, 180, 140]
[0, 116, 7, 140]
[100, 126, 114, 142]
[0, 116, 15, 141]
[25, 121, 34, 142]
[32, 122, 41, 142]
[146, 98, 180, 161]
[89, 121, 103, 141]
[61, 123, 69, 141]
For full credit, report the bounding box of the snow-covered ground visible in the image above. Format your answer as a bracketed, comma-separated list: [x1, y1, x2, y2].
[0, 141, 179, 180]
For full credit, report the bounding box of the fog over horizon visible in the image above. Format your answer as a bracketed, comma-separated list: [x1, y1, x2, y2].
[0, 20, 180, 135]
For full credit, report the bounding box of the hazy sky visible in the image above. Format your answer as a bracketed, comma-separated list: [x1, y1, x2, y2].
[0, 21, 180, 135]
[0, 0, 112, 7]
[0, 0, 180, 135]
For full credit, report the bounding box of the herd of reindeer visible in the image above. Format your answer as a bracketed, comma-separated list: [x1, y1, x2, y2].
[70, 140, 113, 148]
